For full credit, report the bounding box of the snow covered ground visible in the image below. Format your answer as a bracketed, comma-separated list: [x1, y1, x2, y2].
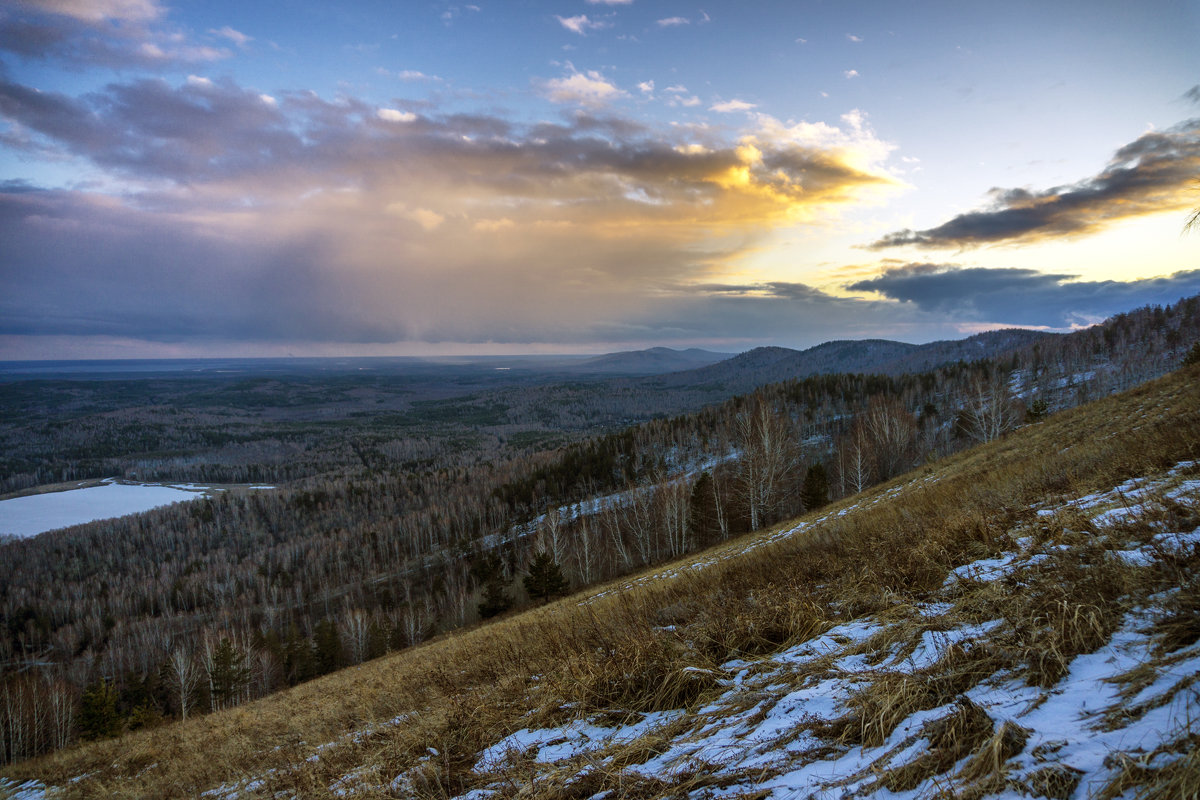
[3, 462, 1197, 799]
[434, 464, 1200, 800]
[0, 480, 271, 539]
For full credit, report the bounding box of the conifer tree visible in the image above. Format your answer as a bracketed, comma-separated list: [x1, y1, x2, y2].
[477, 577, 512, 618]
[689, 472, 720, 547]
[524, 551, 569, 603]
[474, 550, 514, 618]
[313, 619, 343, 676]
[800, 463, 829, 512]
[209, 637, 250, 710]
[78, 679, 120, 741]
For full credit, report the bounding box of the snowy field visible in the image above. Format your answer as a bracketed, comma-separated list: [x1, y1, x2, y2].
[0, 480, 266, 539]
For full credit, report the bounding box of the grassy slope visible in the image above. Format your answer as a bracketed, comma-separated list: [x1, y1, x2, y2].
[5, 364, 1200, 799]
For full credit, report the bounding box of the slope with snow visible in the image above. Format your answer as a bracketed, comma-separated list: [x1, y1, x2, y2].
[18, 461, 1189, 800]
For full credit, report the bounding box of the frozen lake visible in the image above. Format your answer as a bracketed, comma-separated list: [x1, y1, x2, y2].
[0, 480, 264, 539]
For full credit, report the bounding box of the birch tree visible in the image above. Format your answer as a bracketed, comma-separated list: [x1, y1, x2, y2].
[734, 398, 797, 530]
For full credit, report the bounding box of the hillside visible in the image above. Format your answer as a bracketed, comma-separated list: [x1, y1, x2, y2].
[562, 347, 732, 375]
[4, 357, 1197, 798]
[646, 329, 1049, 393]
[0, 297, 1196, 774]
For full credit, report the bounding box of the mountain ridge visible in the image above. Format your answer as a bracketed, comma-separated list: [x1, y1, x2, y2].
[646, 328, 1051, 392]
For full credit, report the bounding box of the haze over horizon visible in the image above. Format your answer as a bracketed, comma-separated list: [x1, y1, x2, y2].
[2, 0, 1199, 360]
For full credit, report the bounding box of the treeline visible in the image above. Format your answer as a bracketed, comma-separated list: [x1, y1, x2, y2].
[1, 297, 1198, 763]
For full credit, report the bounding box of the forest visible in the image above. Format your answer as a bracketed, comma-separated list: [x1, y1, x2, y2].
[1, 295, 1198, 764]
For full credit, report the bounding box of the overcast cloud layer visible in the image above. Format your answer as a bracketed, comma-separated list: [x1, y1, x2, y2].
[1, 1, 1197, 357]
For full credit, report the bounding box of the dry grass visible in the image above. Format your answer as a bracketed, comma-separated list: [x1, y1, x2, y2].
[875, 697, 996, 792]
[814, 642, 1004, 748]
[6, 364, 1200, 798]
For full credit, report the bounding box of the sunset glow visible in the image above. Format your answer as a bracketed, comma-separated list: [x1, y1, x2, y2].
[1, 0, 1197, 357]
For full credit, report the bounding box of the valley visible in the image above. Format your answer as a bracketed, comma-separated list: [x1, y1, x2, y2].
[0, 296, 1198, 795]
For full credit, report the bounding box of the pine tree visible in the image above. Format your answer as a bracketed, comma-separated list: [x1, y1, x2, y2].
[524, 551, 569, 604]
[313, 619, 343, 676]
[209, 637, 250, 710]
[689, 472, 720, 547]
[78, 679, 121, 741]
[800, 463, 829, 512]
[477, 577, 512, 618]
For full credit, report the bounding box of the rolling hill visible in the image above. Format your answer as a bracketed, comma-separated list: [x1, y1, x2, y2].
[4, 351, 1197, 799]
[646, 328, 1051, 393]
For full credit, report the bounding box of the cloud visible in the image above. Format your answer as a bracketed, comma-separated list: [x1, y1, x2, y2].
[0, 76, 298, 182]
[1185, 85, 1200, 105]
[540, 69, 627, 107]
[656, 16, 689, 27]
[710, 99, 756, 113]
[0, 4, 228, 67]
[843, 69, 859, 79]
[0, 75, 902, 351]
[637, 80, 654, 94]
[846, 34, 862, 42]
[377, 107, 418, 123]
[209, 26, 251, 48]
[871, 118, 1200, 250]
[555, 14, 609, 35]
[587, 0, 632, 4]
[848, 263, 1200, 327]
[15, 0, 162, 22]
[664, 86, 701, 108]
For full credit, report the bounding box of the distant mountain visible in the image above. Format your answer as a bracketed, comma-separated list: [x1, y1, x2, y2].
[561, 347, 732, 375]
[882, 329, 1051, 375]
[647, 329, 1053, 393]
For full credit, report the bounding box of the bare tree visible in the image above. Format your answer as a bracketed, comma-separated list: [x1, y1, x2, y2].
[536, 507, 567, 567]
[570, 517, 600, 585]
[168, 646, 200, 721]
[46, 673, 74, 751]
[734, 397, 798, 530]
[656, 479, 691, 559]
[960, 374, 1023, 444]
[836, 424, 874, 496]
[343, 608, 370, 666]
[861, 396, 917, 481]
[600, 504, 634, 571]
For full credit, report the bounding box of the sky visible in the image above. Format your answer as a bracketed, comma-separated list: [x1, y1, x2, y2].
[1, 0, 1198, 359]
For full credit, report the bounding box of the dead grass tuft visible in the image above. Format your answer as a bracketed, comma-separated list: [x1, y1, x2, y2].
[877, 697, 996, 793]
[688, 589, 828, 660]
[1153, 572, 1200, 654]
[547, 626, 720, 715]
[956, 719, 1030, 786]
[1022, 764, 1084, 800]
[994, 542, 1136, 687]
[1129, 738, 1200, 800]
[819, 642, 1005, 749]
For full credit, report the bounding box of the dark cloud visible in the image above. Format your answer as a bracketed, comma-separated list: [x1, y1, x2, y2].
[849, 264, 1200, 327]
[0, 73, 903, 353]
[0, 77, 298, 182]
[0, 185, 944, 350]
[1185, 86, 1200, 105]
[870, 119, 1200, 249]
[0, 6, 226, 69]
